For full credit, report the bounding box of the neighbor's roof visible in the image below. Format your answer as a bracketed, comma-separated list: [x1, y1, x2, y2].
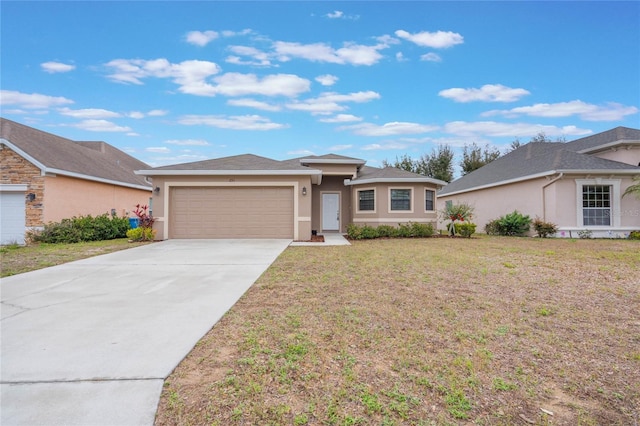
[0, 118, 152, 190]
[439, 127, 640, 196]
[346, 165, 448, 186]
[564, 126, 640, 153]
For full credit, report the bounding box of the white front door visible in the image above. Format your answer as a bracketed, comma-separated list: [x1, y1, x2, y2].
[322, 193, 340, 231]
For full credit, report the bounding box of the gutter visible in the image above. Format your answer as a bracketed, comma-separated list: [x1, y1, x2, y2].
[541, 172, 564, 221]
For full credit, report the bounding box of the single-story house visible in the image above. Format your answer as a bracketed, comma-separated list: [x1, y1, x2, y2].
[438, 126, 640, 238]
[0, 118, 152, 244]
[136, 154, 447, 240]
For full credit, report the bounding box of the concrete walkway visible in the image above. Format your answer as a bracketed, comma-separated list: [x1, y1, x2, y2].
[0, 239, 290, 426]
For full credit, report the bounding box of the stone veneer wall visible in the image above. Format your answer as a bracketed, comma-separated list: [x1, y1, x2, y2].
[0, 147, 45, 227]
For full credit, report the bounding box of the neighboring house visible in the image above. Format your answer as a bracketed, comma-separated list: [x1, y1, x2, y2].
[438, 127, 640, 238]
[136, 154, 447, 240]
[0, 118, 152, 244]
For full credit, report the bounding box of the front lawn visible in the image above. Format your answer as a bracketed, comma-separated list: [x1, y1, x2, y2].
[155, 236, 639, 425]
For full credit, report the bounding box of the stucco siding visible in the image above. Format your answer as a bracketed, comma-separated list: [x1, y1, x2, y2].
[592, 147, 640, 167]
[43, 175, 151, 224]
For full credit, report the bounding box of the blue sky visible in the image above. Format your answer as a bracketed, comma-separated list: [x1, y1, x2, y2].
[2, 1, 639, 173]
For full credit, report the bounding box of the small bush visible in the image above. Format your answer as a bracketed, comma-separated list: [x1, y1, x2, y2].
[629, 230, 640, 240]
[360, 225, 378, 239]
[30, 214, 130, 244]
[411, 222, 435, 237]
[346, 223, 363, 240]
[578, 229, 593, 239]
[454, 222, 477, 238]
[126, 227, 156, 242]
[532, 218, 559, 238]
[376, 225, 397, 238]
[485, 211, 531, 237]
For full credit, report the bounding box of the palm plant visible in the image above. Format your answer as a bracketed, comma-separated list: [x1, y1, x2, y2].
[622, 176, 640, 199]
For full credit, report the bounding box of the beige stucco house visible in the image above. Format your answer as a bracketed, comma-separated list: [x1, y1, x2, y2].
[0, 118, 152, 244]
[136, 154, 447, 240]
[438, 127, 640, 238]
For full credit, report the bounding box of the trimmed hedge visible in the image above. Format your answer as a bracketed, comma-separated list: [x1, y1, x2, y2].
[347, 222, 435, 240]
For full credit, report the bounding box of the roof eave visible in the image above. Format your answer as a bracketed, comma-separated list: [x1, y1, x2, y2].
[300, 158, 366, 166]
[576, 140, 640, 154]
[345, 177, 448, 186]
[135, 169, 323, 176]
[0, 138, 47, 173]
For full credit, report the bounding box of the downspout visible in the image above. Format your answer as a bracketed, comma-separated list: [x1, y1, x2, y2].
[541, 172, 564, 221]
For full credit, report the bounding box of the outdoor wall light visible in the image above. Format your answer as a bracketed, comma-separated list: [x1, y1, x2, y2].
[154, 186, 160, 194]
[302, 186, 307, 196]
[26, 193, 36, 202]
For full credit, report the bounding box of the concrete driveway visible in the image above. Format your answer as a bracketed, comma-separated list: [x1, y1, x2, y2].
[0, 239, 291, 425]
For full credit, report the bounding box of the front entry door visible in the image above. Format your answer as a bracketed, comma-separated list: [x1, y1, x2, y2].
[322, 193, 340, 231]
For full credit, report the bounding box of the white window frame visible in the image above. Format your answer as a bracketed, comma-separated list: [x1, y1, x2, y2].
[575, 178, 621, 228]
[356, 187, 376, 214]
[424, 188, 435, 212]
[388, 187, 413, 213]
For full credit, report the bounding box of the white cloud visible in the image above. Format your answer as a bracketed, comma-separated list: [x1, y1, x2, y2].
[482, 100, 639, 121]
[179, 114, 288, 131]
[41, 61, 76, 73]
[1, 90, 73, 109]
[146, 147, 171, 153]
[147, 109, 168, 116]
[58, 107, 120, 119]
[361, 142, 413, 151]
[443, 121, 592, 138]
[396, 52, 408, 62]
[325, 10, 360, 20]
[226, 45, 272, 66]
[339, 121, 439, 136]
[287, 149, 316, 156]
[421, 52, 442, 62]
[328, 144, 352, 151]
[316, 74, 339, 86]
[286, 91, 380, 115]
[165, 139, 210, 146]
[128, 111, 145, 119]
[71, 119, 132, 132]
[105, 58, 221, 89]
[221, 29, 252, 38]
[212, 73, 311, 97]
[439, 84, 530, 103]
[227, 98, 282, 111]
[319, 114, 363, 123]
[395, 30, 464, 48]
[185, 30, 219, 46]
[273, 41, 386, 66]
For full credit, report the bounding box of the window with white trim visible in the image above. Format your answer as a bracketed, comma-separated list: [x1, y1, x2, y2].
[576, 179, 621, 228]
[425, 189, 435, 211]
[358, 189, 375, 211]
[582, 185, 611, 226]
[390, 189, 411, 211]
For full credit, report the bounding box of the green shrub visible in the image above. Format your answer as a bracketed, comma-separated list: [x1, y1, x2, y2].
[126, 227, 156, 242]
[484, 219, 502, 235]
[396, 223, 413, 238]
[628, 230, 640, 240]
[376, 225, 397, 238]
[346, 223, 363, 240]
[532, 218, 559, 238]
[578, 229, 593, 239]
[411, 222, 435, 237]
[31, 214, 130, 243]
[454, 222, 477, 238]
[360, 225, 378, 239]
[485, 211, 532, 237]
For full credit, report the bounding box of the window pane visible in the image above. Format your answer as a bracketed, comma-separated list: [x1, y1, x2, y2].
[358, 190, 374, 211]
[425, 190, 434, 211]
[582, 185, 612, 226]
[391, 189, 411, 210]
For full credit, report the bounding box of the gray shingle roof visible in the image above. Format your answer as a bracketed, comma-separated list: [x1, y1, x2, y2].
[564, 126, 640, 153]
[150, 153, 310, 171]
[348, 165, 448, 186]
[439, 128, 640, 196]
[0, 118, 151, 189]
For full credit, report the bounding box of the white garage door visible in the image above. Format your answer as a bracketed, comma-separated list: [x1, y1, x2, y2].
[170, 187, 294, 239]
[0, 191, 26, 245]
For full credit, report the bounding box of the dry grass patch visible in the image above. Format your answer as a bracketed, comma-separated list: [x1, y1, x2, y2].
[0, 239, 150, 277]
[155, 237, 639, 425]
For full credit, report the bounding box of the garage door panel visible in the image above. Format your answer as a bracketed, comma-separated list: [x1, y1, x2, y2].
[170, 187, 294, 239]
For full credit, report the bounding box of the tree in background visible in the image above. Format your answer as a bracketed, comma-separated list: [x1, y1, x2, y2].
[460, 143, 501, 175]
[383, 145, 454, 183]
[418, 144, 454, 183]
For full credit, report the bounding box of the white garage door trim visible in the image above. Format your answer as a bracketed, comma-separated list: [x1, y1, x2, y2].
[0, 184, 28, 245]
[162, 181, 301, 239]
